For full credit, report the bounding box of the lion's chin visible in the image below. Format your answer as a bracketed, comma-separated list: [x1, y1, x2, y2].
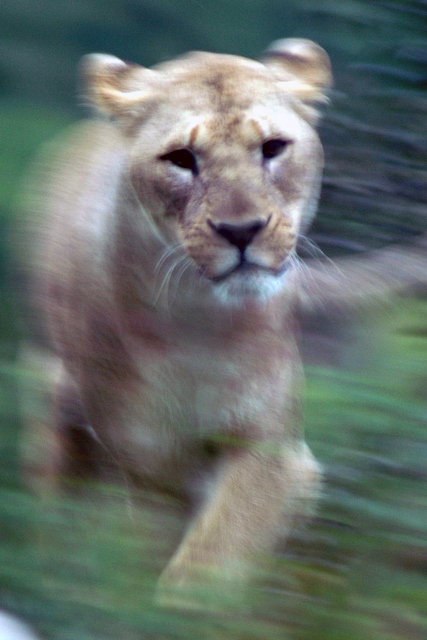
[211, 266, 290, 305]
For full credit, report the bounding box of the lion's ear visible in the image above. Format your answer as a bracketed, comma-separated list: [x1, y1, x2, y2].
[82, 53, 159, 118]
[261, 38, 332, 104]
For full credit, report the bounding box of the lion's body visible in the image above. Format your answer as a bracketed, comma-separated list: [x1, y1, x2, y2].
[26, 40, 333, 608]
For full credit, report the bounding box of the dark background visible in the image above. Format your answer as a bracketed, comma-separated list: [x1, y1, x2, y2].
[1, 1, 427, 639]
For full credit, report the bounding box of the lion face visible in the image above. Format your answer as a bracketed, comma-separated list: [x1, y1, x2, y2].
[84, 41, 332, 301]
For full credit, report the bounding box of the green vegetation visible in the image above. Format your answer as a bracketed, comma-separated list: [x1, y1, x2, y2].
[1, 1, 427, 638]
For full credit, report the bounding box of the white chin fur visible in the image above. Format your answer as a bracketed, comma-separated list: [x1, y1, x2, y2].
[212, 269, 289, 305]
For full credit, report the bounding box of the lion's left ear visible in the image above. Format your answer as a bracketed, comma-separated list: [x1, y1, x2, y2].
[261, 38, 332, 105]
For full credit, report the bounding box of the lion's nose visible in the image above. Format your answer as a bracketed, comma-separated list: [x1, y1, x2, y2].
[208, 218, 267, 252]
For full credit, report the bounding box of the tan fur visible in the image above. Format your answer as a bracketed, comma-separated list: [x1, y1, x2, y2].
[27, 39, 332, 609]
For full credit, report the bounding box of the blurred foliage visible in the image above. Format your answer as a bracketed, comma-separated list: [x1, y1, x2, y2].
[1, 0, 427, 639]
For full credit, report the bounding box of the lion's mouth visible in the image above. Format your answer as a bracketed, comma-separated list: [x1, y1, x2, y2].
[209, 258, 289, 283]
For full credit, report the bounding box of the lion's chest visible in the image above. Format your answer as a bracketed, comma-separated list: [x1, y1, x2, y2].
[120, 315, 300, 454]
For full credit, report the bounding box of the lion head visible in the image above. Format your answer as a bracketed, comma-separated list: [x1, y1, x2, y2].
[83, 39, 332, 301]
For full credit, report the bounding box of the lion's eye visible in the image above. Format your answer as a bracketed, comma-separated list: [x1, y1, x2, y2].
[262, 139, 290, 160]
[161, 149, 198, 175]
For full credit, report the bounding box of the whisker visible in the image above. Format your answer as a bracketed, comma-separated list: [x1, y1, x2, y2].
[154, 244, 182, 276]
[154, 254, 189, 309]
[290, 252, 326, 311]
[152, 244, 185, 308]
[298, 235, 345, 279]
[297, 235, 327, 260]
[169, 257, 193, 306]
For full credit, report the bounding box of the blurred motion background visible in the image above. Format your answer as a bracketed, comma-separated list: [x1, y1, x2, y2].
[1, 1, 427, 638]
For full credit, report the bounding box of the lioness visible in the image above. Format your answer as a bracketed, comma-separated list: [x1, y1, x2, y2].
[26, 39, 333, 609]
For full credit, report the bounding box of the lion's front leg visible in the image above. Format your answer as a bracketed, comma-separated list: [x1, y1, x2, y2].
[156, 440, 321, 610]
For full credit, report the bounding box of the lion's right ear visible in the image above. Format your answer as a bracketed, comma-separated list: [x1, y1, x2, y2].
[82, 54, 160, 118]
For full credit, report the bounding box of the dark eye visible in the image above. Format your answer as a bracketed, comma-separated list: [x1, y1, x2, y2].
[262, 139, 290, 160]
[161, 149, 198, 174]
